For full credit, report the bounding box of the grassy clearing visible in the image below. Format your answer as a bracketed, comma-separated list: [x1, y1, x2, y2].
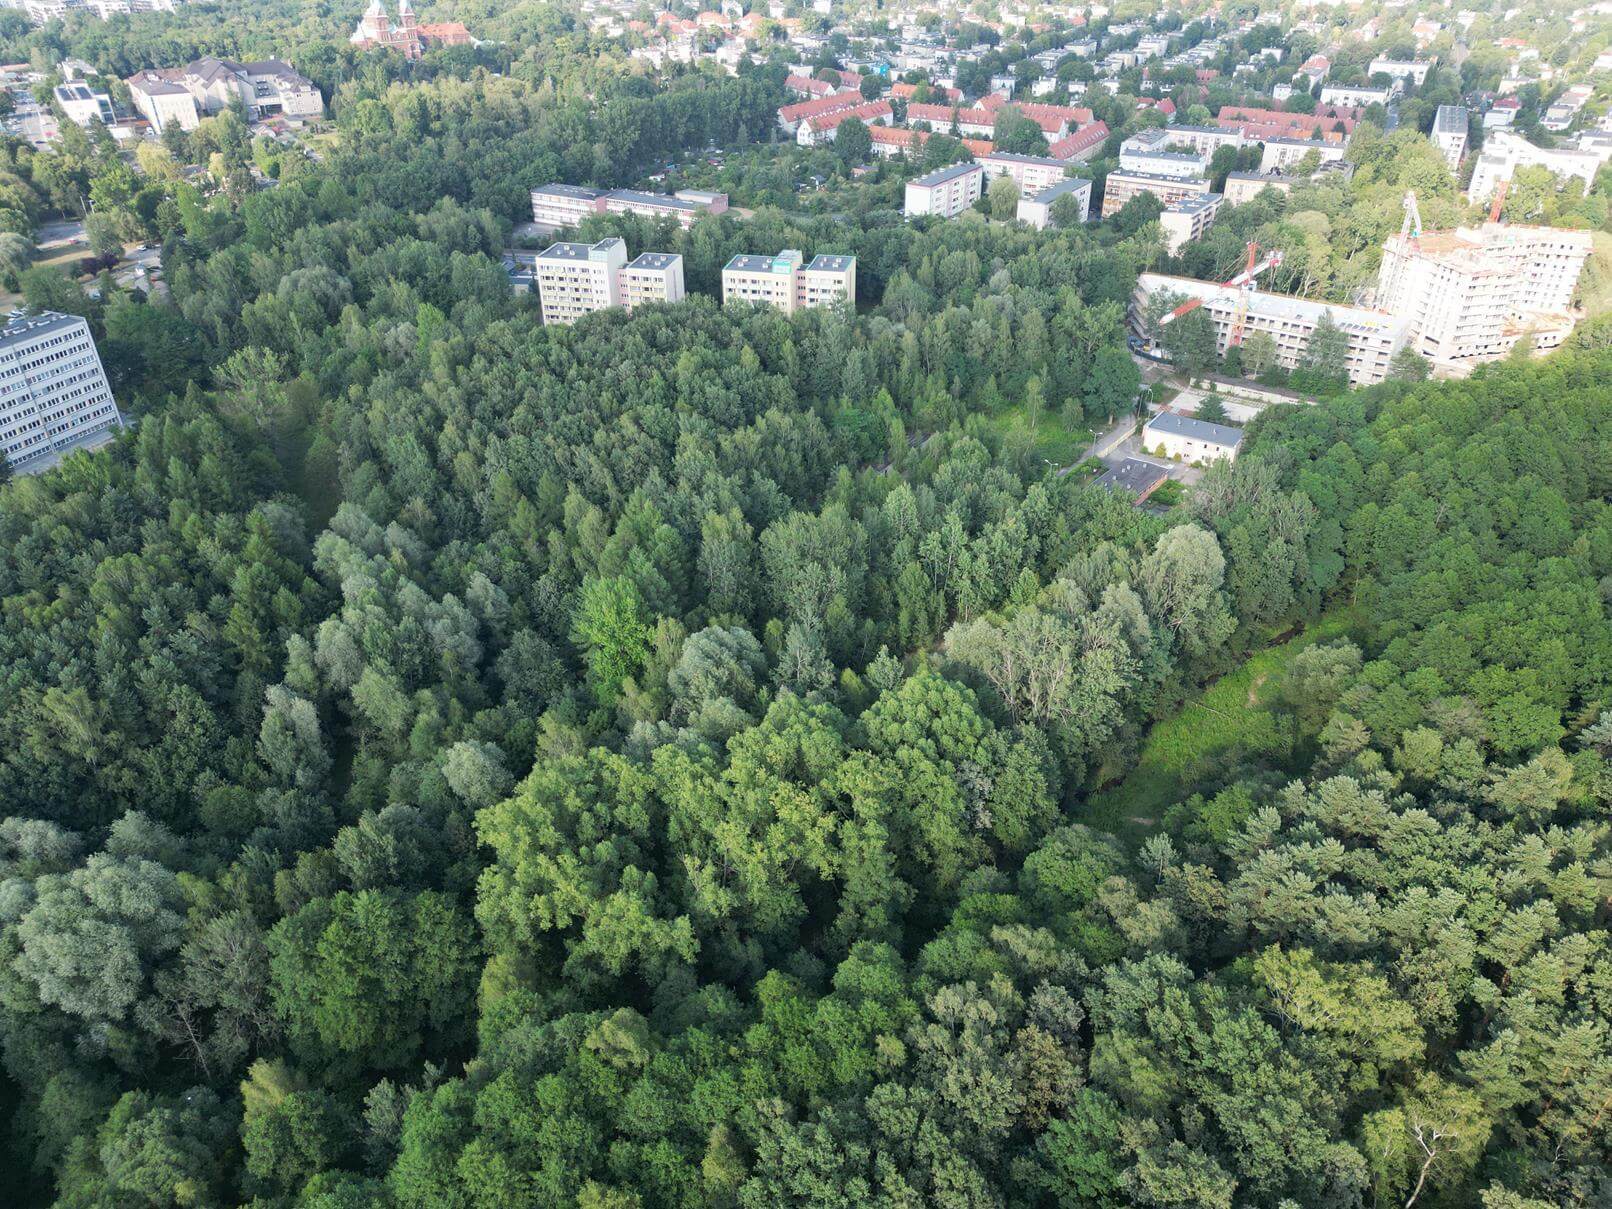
[986, 404, 1092, 466]
[1083, 609, 1362, 843]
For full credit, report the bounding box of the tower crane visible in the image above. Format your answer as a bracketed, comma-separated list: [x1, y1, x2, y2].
[1401, 189, 1423, 250]
[1156, 241, 1284, 348]
[1487, 177, 1508, 224]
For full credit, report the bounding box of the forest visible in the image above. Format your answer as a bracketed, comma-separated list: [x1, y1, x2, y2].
[0, 10, 1608, 1209]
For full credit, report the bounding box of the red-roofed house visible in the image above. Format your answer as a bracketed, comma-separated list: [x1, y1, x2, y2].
[778, 91, 863, 133]
[798, 99, 892, 146]
[891, 82, 963, 103]
[1047, 121, 1109, 162]
[786, 74, 838, 99]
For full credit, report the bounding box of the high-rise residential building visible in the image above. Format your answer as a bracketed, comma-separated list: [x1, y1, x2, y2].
[1376, 223, 1593, 372]
[1132, 273, 1410, 386]
[904, 162, 984, 218]
[1159, 193, 1223, 254]
[1432, 105, 1469, 172]
[0, 312, 121, 473]
[534, 238, 628, 326]
[722, 251, 856, 315]
[1017, 177, 1091, 229]
[618, 252, 686, 312]
[1101, 171, 1211, 218]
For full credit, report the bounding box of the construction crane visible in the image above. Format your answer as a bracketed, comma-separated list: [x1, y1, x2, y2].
[1401, 189, 1423, 249]
[1156, 241, 1284, 346]
[1488, 177, 1508, 224]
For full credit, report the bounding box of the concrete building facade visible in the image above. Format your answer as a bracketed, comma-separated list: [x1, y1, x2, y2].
[1160, 192, 1223, 254]
[978, 151, 1070, 193]
[1101, 171, 1211, 218]
[534, 238, 628, 326]
[1132, 273, 1409, 386]
[1432, 104, 1469, 171]
[617, 252, 686, 312]
[722, 250, 856, 315]
[0, 312, 121, 472]
[1376, 223, 1593, 372]
[904, 162, 984, 218]
[1017, 177, 1091, 228]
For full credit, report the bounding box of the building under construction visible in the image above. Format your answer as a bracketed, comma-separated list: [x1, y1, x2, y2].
[1132, 273, 1410, 386]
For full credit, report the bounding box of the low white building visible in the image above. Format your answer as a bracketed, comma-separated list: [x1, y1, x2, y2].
[1144, 411, 1243, 462]
[1368, 57, 1435, 87]
[1467, 128, 1611, 202]
[1259, 137, 1347, 173]
[1017, 177, 1091, 228]
[53, 82, 113, 126]
[1320, 84, 1391, 109]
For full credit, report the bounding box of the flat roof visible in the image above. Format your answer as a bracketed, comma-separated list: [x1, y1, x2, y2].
[1146, 411, 1244, 447]
[0, 310, 87, 346]
[1123, 148, 1208, 163]
[804, 254, 855, 272]
[625, 252, 681, 270]
[1434, 104, 1468, 132]
[1094, 458, 1168, 497]
[1164, 192, 1223, 215]
[1109, 169, 1211, 185]
[980, 150, 1065, 166]
[532, 183, 604, 200]
[912, 162, 982, 187]
[1029, 177, 1091, 202]
[725, 253, 796, 273]
[606, 188, 698, 211]
[537, 237, 622, 261]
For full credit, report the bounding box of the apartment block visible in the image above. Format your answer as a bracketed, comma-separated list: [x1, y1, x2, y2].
[1119, 134, 1211, 179]
[1258, 137, 1347, 173]
[1369, 57, 1436, 87]
[1048, 121, 1109, 162]
[530, 184, 728, 233]
[1155, 123, 1246, 157]
[1376, 223, 1593, 372]
[1132, 273, 1409, 386]
[1017, 177, 1091, 229]
[1160, 192, 1223, 255]
[534, 238, 628, 326]
[0, 312, 121, 472]
[1467, 129, 1611, 202]
[618, 252, 686, 312]
[978, 151, 1069, 194]
[1320, 84, 1391, 109]
[722, 250, 856, 315]
[905, 162, 984, 218]
[1222, 171, 1295, 205]
[1432, 105, 1469, 172]
[1101, 171, 1211, 218]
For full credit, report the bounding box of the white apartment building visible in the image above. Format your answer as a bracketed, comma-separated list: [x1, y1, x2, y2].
[722, 250, 856, 315]
[1144, 411, 1243, 462]
[1101, 171, 1211, 218]
[1160, 192, 1223, 255]
[0, 312, 121, 472]
[1432, 105, 1469, 172]
[1259, 137, 1347, 173]
[53, 82, 113, 127]
[978, 152, 1069, 194]
[904, 162, 984, 218]
[1320, 84, 1391, 109]
[1368, 58, 1435, 87]
[1119, 134, 1211, 179]
[618, 252, 686, 312]
[1155, 124, 1246, 157]
[1017, 177, 1091, 228]
[1222, 171, 1295, 204]
[1133, 273, 1410, 386]
[1467, 129, 1612, 202]
[1376, 223, 1593, 372]
[534, 238, 627, 326]
[529, 184, 727, 232]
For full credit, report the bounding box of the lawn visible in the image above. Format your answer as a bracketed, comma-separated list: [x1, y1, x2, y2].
[1082, 609, 1363, 843]
[0, 239, 92, 310]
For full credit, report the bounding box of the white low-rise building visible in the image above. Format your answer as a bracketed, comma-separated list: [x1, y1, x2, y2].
[1467, 128, 1612, 202]
[53, 82, 113, 126]
[1160, 192, 1222, 254]
[1017, 177, 1091, 228]
[1320, 83, 1391, 109]
[1144, 411, 1243, 462]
